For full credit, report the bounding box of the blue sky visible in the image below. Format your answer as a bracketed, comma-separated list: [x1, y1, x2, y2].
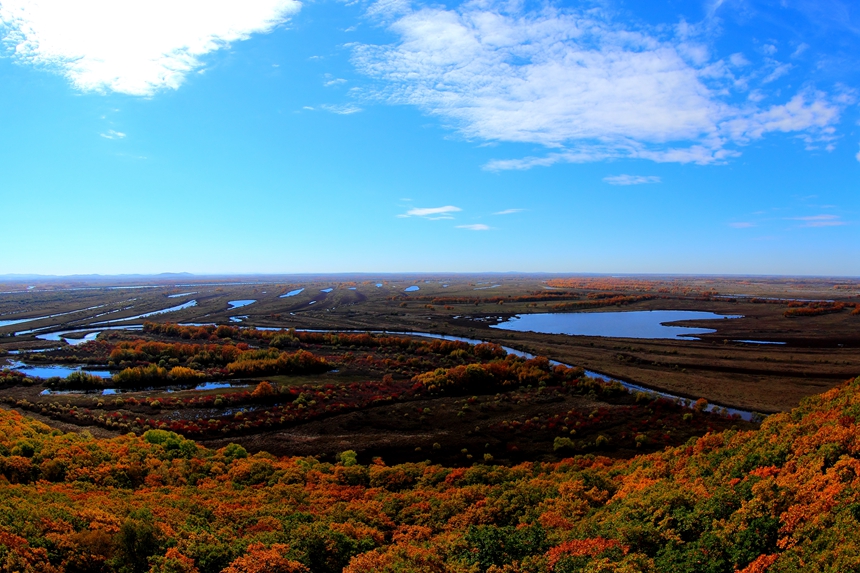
[0, 0, 858, 276]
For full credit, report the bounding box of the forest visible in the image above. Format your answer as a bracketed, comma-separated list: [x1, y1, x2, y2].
[0, 369, 858, 571]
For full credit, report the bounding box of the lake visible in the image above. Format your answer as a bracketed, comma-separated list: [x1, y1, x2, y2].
[490, 310, 741, 340]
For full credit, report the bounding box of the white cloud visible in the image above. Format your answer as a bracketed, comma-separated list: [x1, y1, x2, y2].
[0, 0, 301, 96]
[788, 214, 847, 227]
[320, 103, 363, 114]
[856, 144, 860, 163]
[353, 0, 847, 168]
[729, 53, 750, 67]
[722, 90, 842, 143]
[729, 221, 755, 228]
[457, 223, 490, 230]
[100, 129, 126, 139]
[493, 208, 523, 215]
[603, 174, 661, 185]
[747, 90, 766, 103]
[398, 205, 462, 219]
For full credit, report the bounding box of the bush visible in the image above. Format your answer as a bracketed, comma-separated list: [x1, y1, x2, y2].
[114, 364, 168, 387]
[51, 371, 105, 390]
[168, 366, 202, 382]
[553, 437, 576, 451]
[338, 450, 358, 467]
[251, 381, 277, 399]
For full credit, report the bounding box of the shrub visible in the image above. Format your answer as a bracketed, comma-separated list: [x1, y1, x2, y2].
[251, 381, 278, 399]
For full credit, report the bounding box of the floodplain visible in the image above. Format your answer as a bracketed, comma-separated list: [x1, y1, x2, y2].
[1, 273, 858, 463]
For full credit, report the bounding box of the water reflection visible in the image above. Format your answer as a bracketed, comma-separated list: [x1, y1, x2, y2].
[280, 288, 305, 298]
[491, 310, 741, 340]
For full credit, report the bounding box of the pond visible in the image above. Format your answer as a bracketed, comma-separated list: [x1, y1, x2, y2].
[404, 286, 420, 292]
[36, 325, 142, 344]
[280, 288, 305, 298]
[490, 310, 741, 340]
[0, 303, 106, 328]
[92, 300, 198, 325]
[39, 380, 252, 396]
[58, 332, 101, 346]
[227, 300, 256, 310]
[320, 288, 334, 293]
[6, 360, 112, 380]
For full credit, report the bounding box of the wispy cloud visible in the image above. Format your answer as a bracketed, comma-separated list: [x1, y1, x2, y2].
[100, 129, 126, 140]
[792, 43, 809, 58]
[320, 104, 363, 114]
[493, 209, 523, 215]
[398, 205, 462, 219]
[353, 0, 849, 169]
[762, 62, 793, 84]
[603, 175, 662, 186]
[324, 75, 347, 87]
[457, 224, 490, 231]
[0, 0, 300, 96]
[729, 222, 755, 228]
[788, 214, 847, 227]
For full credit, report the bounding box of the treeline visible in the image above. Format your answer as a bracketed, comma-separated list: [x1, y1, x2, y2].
[0, 369, 31, 387]
[226, 349, 330, 377]
[552, 294, 656, 310]
[784, 301, 855, 317]
[110, 339, 246, 368]
[143, 322, 511, 359]
[411, 291, 582, 305]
